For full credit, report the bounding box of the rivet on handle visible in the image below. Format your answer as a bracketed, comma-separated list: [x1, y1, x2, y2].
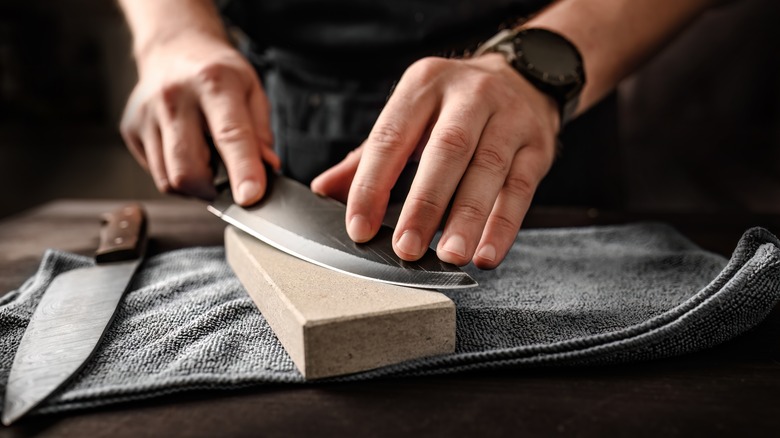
[95, 203, 147, 264]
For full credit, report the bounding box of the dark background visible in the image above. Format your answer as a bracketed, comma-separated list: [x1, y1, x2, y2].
[1, 0, 778, 219]
[0, 0, 159, 219]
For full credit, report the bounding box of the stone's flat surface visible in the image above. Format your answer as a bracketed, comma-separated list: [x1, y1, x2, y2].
[224, 226, 456, 379]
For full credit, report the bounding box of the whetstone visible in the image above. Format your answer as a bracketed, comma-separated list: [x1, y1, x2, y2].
[224, 226, 456, 379]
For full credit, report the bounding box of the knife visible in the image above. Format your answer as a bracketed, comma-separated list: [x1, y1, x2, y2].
[2, 204, 147, 425]
[207, 172, 477, 289]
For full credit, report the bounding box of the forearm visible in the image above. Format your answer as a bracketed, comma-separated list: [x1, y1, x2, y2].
[117, 0, 227, 67]
[525, 0, 715, 114]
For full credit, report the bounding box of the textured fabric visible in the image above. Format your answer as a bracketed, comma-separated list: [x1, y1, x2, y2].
[1, 223, 780, 416]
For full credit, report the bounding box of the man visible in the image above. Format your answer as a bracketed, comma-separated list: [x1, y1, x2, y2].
[118, 0, 717, 269]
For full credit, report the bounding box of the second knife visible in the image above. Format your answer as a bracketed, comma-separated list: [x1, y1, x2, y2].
[2, 204, 147, 425]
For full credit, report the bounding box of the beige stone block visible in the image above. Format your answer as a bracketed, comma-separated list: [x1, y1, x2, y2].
[224, 226, 456, 380]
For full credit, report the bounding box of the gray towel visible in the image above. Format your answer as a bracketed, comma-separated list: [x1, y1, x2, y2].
[1, 223, 779, 416]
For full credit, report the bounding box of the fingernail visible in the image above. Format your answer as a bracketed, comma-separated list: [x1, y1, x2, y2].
[441, 234, 467, 258]
[348, 215, 372, 242]
[476, 244, 496, 262]
[236, 180, 261, 205]
[396, 230, 422, 258]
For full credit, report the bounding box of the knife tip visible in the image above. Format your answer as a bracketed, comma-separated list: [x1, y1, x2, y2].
[2, 396, 34, 426]
[2, 412, 19, 426]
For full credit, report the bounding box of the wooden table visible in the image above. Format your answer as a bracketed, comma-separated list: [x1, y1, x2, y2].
[2, 200, 780, 437]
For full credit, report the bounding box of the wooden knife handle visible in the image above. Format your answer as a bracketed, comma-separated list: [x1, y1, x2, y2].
[95, 203, 147, 263]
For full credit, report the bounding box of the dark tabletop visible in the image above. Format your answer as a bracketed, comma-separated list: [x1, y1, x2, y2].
[1, 200, 780, 438]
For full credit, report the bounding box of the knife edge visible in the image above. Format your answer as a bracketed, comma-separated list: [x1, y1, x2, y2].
[209, 203, 477, 289]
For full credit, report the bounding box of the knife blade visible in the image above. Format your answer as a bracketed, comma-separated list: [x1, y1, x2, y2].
[2, 204, 147, 425]
[207, 172, 477, 289]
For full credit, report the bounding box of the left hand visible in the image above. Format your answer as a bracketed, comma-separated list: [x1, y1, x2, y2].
[311, 53, 560, 269]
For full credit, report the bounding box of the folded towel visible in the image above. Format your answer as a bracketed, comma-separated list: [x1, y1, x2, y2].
[1, 223, 779, 416]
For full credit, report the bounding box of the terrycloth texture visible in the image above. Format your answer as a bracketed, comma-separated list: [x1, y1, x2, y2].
[2, 223, 780, 416]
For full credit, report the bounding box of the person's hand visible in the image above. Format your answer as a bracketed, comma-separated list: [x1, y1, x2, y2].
[120, 31, 279, 205]
[312, 53, 559, 269]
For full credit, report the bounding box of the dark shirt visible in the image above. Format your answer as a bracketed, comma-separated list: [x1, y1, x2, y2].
[222, 0, 551, 75]
[221, 0, 621, 207]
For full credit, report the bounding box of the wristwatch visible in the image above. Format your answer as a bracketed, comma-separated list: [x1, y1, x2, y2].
[473, 28, 586, 126]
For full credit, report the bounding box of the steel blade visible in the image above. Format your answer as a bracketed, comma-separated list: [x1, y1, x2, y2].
[2, 260, 139, 425]
[208, 174, 477, 289]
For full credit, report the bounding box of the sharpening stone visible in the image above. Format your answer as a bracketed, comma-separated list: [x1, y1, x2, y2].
[224, 226, 456, 379]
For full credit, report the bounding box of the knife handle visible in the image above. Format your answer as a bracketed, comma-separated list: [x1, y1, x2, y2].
[95, 203, 148, 263]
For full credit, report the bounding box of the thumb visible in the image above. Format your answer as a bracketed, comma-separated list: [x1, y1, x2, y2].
[310, 145, 364, 203]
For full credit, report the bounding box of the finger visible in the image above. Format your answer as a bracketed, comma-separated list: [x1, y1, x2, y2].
[139, 122, 170, 193]
[157, 93, 217, 200]
[436, 112, 518, 265]
[472, 144, 551, 269]
[121, 129, 149, 171]
[197, 71, 266, 206]
[393, 98, 490, 261]
[247, 81, 281, 170]
[120, 93, 149, 170]
[345, 79, 437, 243]
[311, 145, 363, 203]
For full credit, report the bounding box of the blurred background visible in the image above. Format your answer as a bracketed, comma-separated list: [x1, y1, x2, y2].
[0, 0, 159, 219]
[0, 0, 778, 219]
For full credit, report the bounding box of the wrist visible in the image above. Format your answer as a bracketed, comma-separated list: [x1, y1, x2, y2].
[475, 53, 561, 135]
[134, 27, 230, 73]
[121, 0, 228, 67]
[472, 27, 585, 127]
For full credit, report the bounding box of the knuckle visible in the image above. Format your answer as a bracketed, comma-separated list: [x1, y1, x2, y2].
[213, 122, 253, 146]
[504, 173, 537, 200]
[432, 125, 472, 158]
[471, 145, 510, 175]
[470, 73, 496, 95]
[407, 188, 448, 213]
[368, 124, 406, 152]
[351, 179, 383, 198]
[490, 211, 520, 236]
[195, 62, 233, 93]
[407, 56, 447, 82]
[453, 197, 489, 224]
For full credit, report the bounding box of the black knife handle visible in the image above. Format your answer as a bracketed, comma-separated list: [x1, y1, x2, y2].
[95, 204, 148, 263]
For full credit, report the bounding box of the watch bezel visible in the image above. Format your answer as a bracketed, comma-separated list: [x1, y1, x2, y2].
[512, 30, 584, 96]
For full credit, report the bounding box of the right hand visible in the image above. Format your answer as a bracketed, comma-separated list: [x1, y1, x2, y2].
[120, 31, 279, 205]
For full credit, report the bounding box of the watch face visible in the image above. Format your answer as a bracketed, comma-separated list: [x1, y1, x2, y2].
[515, 29, 583, 86]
